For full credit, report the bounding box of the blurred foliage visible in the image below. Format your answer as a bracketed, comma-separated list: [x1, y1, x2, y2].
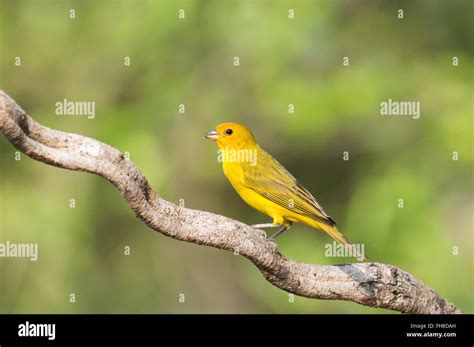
[0, 0, 472, 313]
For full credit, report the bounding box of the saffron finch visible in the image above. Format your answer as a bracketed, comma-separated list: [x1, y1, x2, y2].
[205, 122, 366, 260]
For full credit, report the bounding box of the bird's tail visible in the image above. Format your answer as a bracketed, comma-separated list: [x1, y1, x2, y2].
[309, 220, 368, 261]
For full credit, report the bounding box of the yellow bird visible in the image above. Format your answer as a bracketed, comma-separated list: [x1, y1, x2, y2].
[205, 122, 366, 260]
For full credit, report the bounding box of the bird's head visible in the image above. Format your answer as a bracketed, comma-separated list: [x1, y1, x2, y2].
[205, 122, 257, 149]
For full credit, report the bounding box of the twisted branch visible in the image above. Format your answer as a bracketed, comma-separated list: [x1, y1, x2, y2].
[0, 90, 461, 314]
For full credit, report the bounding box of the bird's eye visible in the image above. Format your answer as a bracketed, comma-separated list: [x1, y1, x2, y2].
[225, 129, 233, 135]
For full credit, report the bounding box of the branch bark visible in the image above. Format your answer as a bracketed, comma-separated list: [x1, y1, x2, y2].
[0, 90, 462, 314]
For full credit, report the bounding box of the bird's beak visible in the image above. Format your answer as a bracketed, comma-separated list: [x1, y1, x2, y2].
[204, 129, 219, 141]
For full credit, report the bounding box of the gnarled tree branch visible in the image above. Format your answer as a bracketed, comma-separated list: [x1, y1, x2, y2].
[0, 90, 461, 314]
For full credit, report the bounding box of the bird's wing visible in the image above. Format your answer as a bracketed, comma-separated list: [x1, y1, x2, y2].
[242, 148, 336, 226]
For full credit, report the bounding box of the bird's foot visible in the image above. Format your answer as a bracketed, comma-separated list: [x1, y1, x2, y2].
[251, 223, 280, 229]
[268, 225, 291, 240]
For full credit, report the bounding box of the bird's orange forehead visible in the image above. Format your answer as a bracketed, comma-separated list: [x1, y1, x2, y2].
[215, 122, 247, 133]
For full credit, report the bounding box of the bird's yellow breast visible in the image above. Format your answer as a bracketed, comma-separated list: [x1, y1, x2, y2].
[222, 160, 302, 225]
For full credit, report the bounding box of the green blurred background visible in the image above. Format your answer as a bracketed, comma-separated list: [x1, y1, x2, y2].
[0, 0, 472, 313]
